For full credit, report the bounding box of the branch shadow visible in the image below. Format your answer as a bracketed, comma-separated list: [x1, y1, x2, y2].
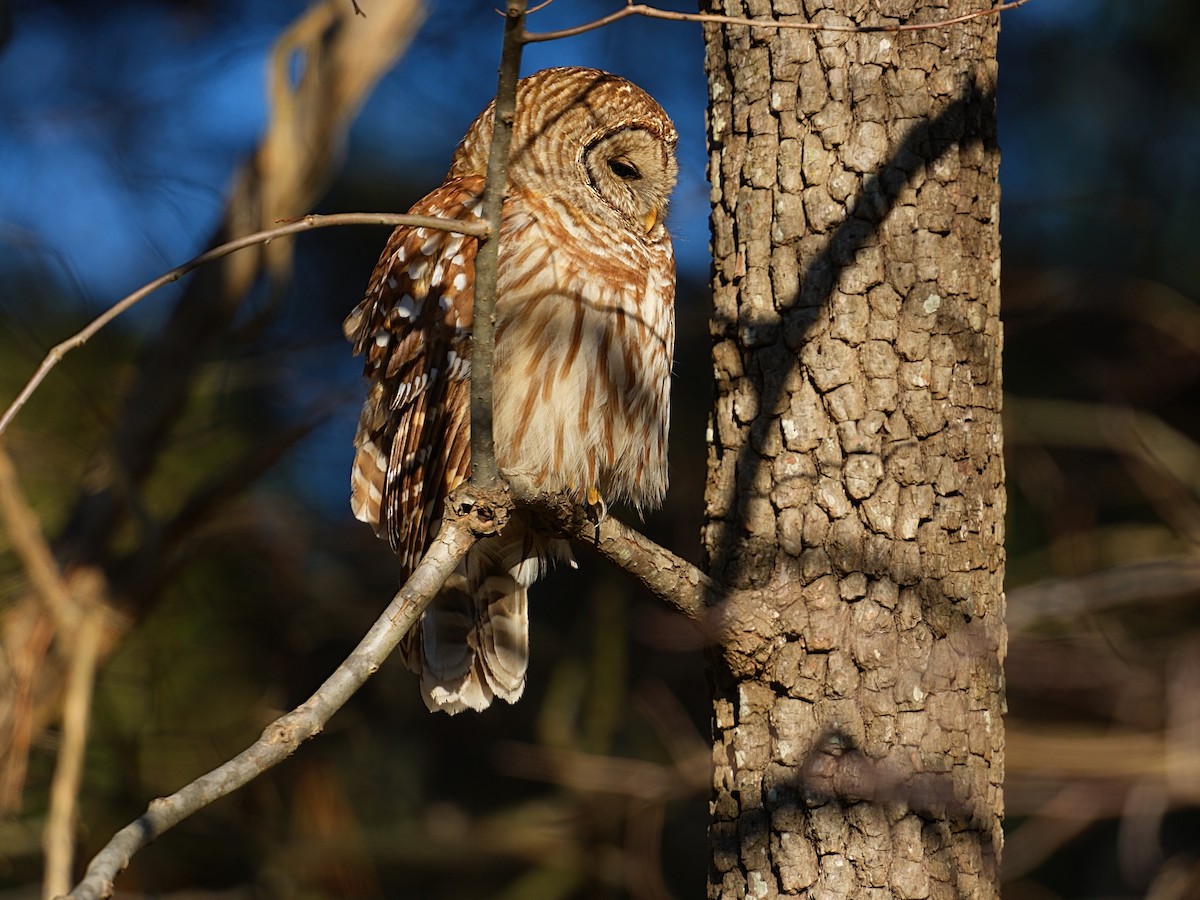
[712, 727, 1002, 887]
[708, 75, 998, 615]
[703, 70, 1004, 884]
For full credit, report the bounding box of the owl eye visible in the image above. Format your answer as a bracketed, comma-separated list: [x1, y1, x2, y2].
[607, 158, 641, 181]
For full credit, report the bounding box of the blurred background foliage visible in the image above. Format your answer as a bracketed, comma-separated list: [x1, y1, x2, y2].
[0, 0, 1198, 898]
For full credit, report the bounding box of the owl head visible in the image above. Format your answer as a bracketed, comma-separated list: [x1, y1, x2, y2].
[449, 67, 679, 241]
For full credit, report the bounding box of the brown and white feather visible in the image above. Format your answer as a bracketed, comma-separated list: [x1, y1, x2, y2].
[346, 67, 678, 714]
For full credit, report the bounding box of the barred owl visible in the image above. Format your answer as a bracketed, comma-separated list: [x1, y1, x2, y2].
[344, 67, 678, 714]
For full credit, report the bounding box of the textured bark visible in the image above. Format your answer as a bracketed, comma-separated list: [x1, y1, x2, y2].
[701, 1, 1005, 897]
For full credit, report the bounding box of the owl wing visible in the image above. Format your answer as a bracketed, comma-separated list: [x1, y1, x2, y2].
[343, 176, 485, 574]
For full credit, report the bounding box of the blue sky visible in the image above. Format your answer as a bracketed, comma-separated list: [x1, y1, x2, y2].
[1, 0, 1147, 311]
[0, 1, 713, 307]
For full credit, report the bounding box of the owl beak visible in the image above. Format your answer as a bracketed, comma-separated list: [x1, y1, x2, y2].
[643, 207, 660, 234]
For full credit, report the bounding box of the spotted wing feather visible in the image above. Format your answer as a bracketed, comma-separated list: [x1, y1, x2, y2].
[344, 177, 483, 575]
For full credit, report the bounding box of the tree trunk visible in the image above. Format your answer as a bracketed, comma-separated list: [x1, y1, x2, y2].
[701, 1, 1005, 897]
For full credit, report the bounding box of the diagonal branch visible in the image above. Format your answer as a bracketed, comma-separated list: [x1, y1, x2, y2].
[523, 0, 1033, 42]
[42, 597, 105, 900]
[527, 495, 716, 620]
[0, 213, 487, 440]
[43, 1, 424, 580]
[469, 0, 528, 488]
[61, 491, 507, 900]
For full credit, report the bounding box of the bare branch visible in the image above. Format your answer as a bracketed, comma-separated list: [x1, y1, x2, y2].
[42, 597, 105, 900]
[523, 0, 1032, 42]
[1007, 557, 1200, 633]
[0, 213, 487, 440]
[528, 495, 715, 620]
[470, 0, 528, 488]
[61, 490, 509, 900]
[1, 449, 115, 880]
[1103, 405, 1200, 543]
[49, 0, 423, 571]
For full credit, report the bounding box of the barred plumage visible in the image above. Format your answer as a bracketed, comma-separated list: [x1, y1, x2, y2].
[346, 67, 678, 714]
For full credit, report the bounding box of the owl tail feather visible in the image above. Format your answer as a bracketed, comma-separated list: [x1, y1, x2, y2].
[404, 521, 571, 714]
[409, 572, 530, 715]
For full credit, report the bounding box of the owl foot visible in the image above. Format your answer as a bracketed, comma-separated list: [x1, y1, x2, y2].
[584, 485, 607, 544]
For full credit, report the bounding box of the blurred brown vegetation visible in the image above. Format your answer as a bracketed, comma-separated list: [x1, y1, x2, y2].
[1, 0, 1199, 898]
[1001, 271, 1200, 899]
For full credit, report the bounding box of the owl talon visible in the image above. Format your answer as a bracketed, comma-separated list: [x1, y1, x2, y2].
[584, 486, 607, 544]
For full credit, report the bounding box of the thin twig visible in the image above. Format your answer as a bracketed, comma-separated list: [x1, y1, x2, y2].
[528, 495, 715, 620]
[42, 599, 105, 900]
[0, 212, 488, 440]
[1103, 406, 1200, 544]
[48, 0, 423, 575]
[469, 0, 527, 489]
[62, 500, 495, 900]
[523, 0, 1032, 42]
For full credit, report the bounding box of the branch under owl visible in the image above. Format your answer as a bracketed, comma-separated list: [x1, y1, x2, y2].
[61, 487, 508, 900]
[0, 212, 489, 440]
[521, 0, 1034, 42]
[526, 493, 715, 620]
[60, 472, 720, 899]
